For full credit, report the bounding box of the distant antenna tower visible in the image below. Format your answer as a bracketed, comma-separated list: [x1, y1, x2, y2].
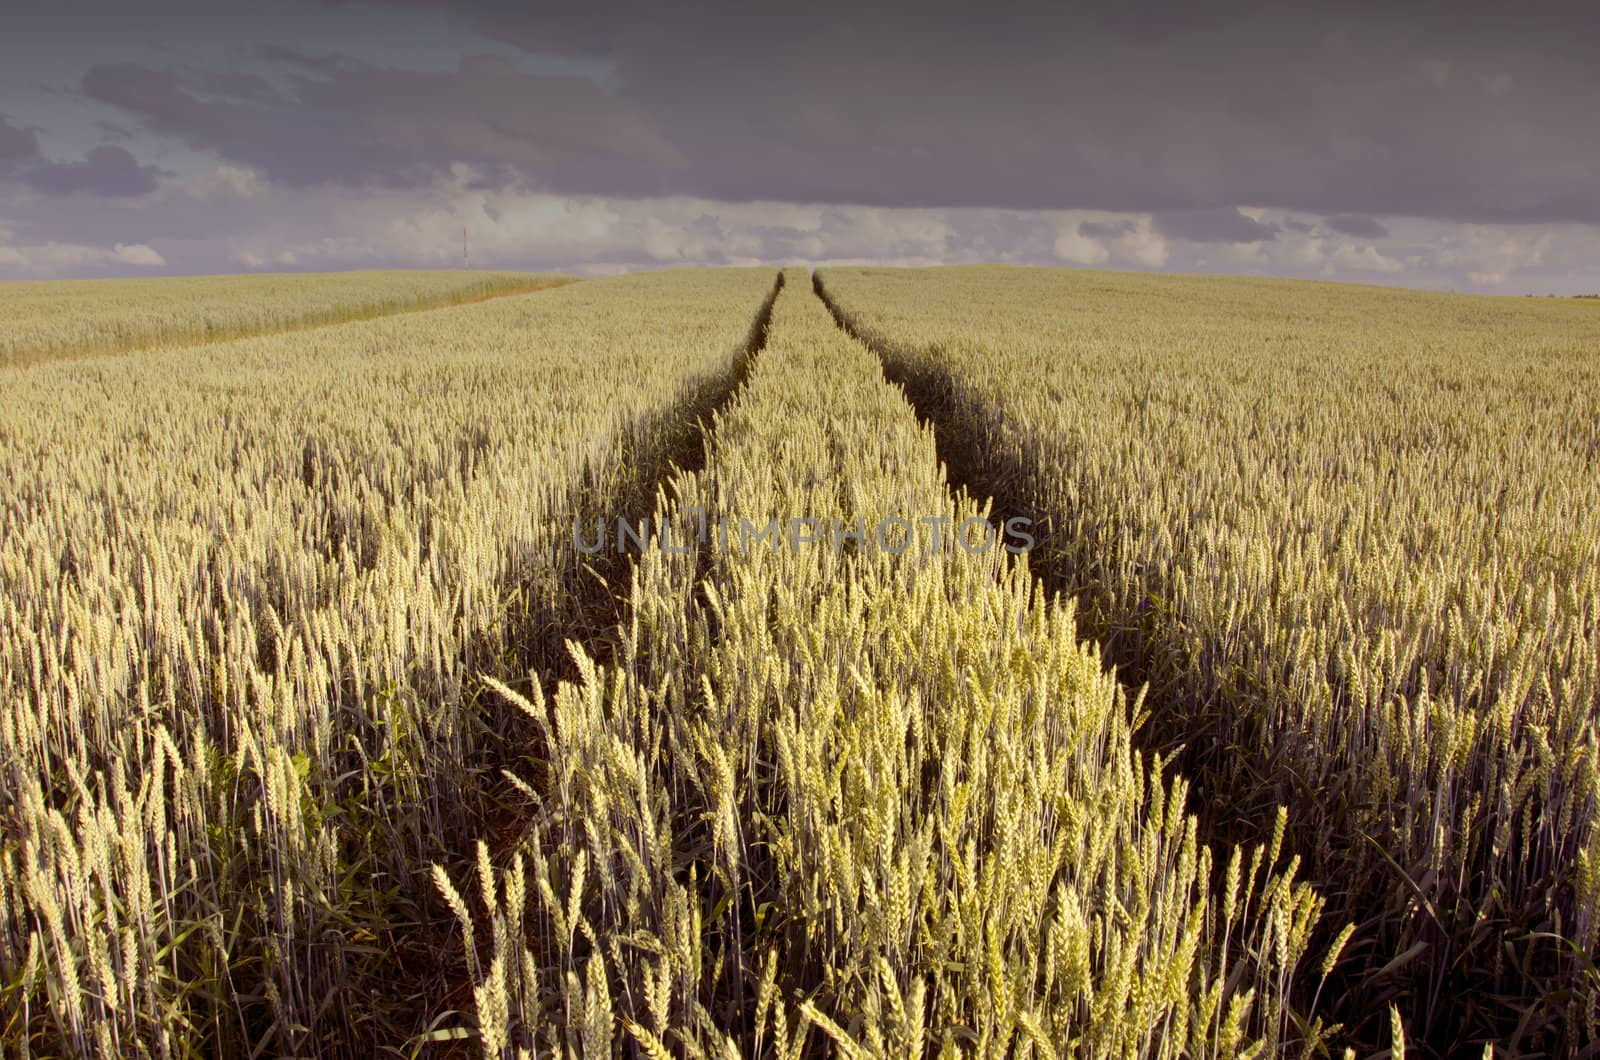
[463, 223, 470, 270]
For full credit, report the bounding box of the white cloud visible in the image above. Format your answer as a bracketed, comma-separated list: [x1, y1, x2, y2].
[1292, 237, 1326, 268]
[0, 239, 167, 274]
[1052, 225, 1109, 265]
[187, 164, 265, 201]
[1425, 225, 1554, 287]
[1114, 220, 1171, 268]
[173, 193, 1600, 293]
[1328, 242, 1404, 274]
[6, 166, 1600, 294]
[113, 243, 166, 267]
[210, 187, 979, 274]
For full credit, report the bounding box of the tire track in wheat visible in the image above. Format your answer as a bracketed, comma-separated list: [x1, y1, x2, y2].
[402, 271, 783, 1057]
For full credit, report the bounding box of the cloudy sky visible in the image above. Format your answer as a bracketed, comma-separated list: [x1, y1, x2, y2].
[2, 0, 1597, 292]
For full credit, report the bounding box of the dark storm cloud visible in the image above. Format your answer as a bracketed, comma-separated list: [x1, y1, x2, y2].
[1154, 208, 1279, 244]
[315, 0, 1598, 223]
[42, 0, 1595, 224]
[1079, 219, 1138, 240]
[82, 51, 683, 192]
[1324, 213, 1390, 239]
[22, 145, 169, 197]
[0, 117, 41, 165]
[0, 113, 166, 196]
[3, 0, 1600, 286]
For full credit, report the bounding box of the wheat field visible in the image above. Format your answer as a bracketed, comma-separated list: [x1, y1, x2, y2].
[2, 263, 1594, 1058]
[0, 268, 776, 1056]
[436, 268, 1331, 1058]
[0, 270, 571, 368]
[815, 264, 1600, 1055]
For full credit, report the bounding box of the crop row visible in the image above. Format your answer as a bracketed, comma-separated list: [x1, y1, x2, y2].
[438, 270, 1341, 1057]
[0, 270, 572, 367]
[0, 269, 777, 1056]
[815, 265, 1600, 1053]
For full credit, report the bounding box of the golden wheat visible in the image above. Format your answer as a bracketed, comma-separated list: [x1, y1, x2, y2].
[816, 264, 1600, 1052]
[0, 267, 777, 1056]
[441, 269, 1338, 1056]
[0, 269, 571, 366]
